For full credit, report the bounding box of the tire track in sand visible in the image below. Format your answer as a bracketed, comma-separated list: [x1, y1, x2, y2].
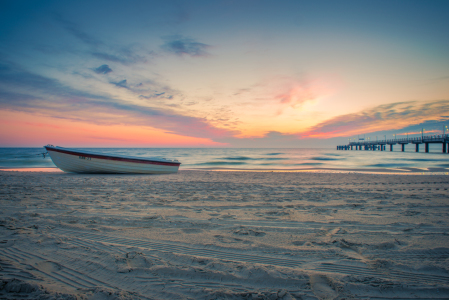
[313, 262, 449, 285]
[51, 228, 306, 269]
[52, 228, 449, 286]
[0, 246, 112, 290]
[0, 257, 37, 281]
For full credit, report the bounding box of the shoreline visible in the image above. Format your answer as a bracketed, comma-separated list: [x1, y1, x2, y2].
[1, 166, 448, 175]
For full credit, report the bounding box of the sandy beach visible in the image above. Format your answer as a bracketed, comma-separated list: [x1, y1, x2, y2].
[0, 170, 448, 299]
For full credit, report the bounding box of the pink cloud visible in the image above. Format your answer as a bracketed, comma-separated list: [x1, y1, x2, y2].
[301, 100, 449, 138]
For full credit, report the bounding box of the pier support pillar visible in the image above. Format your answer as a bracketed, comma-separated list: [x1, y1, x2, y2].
[425, 143, 429, 153]
[351, 145, 353, 150]
[390, 144, 393, 151]
[443, 143, 447, 153]
[380, 145, 383, 151]
[401, 144, 405, 152]
[415, 144, 419, 152]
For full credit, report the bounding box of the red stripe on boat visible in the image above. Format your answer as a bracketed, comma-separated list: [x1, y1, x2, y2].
[45, 147, 181, 167]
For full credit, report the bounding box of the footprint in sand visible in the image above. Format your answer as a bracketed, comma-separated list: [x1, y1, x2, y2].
[233, 228, 266, 237]
[214, 235, 241, 243]
[115, 251, 152, 273]
[292, 240, 305, 246]
[328, 228, 347, 236]
[182, 228, 203, 234]
[0, 239, 15, 248]
[221, 214, 236, 219]
[265, 210, 290, 216]
[35, 261, 62, 273]
[310, 274, 338, 300]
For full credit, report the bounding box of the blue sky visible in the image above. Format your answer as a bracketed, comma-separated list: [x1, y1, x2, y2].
[0, 0, 448, 147]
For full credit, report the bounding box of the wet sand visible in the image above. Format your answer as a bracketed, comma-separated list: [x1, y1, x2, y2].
[0, 170, 448, 299]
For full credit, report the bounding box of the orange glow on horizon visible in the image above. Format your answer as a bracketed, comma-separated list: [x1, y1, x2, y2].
[0, 110, 227, 147]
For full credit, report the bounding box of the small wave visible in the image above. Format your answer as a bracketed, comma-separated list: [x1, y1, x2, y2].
[294, 163, 323, 166]
[198, 161, 247, 165]
[438, 164, 449, 167]
[368, 163, 411, 168]
[266, 153, 283, 155]
[222, 156, 288, 161]
[311, 156, 340, 161]
[406, 158, 444, 162]
[222, 156, 254, 161]
[262, 157, 289, 161]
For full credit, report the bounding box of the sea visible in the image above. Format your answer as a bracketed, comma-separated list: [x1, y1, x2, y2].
[0, 146, 448, 173]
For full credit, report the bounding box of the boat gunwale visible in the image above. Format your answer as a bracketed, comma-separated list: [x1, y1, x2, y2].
[45, 146, 181, 167]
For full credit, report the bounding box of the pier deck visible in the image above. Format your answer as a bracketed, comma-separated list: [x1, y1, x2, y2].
[337, 134, 449, 153]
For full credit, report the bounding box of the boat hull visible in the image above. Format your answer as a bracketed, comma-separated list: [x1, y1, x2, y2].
[45, 146, 180, 174]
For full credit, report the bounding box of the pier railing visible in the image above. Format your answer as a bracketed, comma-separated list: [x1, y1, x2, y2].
[337, 134, 449, 153]
[350, 134, 449, 145]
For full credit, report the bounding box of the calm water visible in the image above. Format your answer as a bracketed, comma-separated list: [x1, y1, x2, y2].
[0, 146, 448, 172]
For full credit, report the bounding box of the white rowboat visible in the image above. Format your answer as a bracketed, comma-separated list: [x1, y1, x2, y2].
[44, 145, 181, 174]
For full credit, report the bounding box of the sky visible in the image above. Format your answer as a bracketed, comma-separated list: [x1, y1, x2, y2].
[0, 0, 448, 147]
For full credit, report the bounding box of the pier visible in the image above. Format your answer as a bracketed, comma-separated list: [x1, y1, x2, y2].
[337, 134, 449, 153]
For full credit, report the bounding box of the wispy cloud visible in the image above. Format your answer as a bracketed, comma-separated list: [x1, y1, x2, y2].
[161, 35, 210, 57]
[275, 85, 316, 113]
[302, 100, 449, 138]
[0, 61, 104, 100]
[53, 13, 103, 47]
[218, 131, 301, 148]
[0, 61, 237, 140]
[111, 79, 128, 88]
[54, 15, 148, 65]
[93, 64, 112, 74]
[91, 50, 146, 65]
[139, 92, 174, 100]
[231, 76, 340, 117]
